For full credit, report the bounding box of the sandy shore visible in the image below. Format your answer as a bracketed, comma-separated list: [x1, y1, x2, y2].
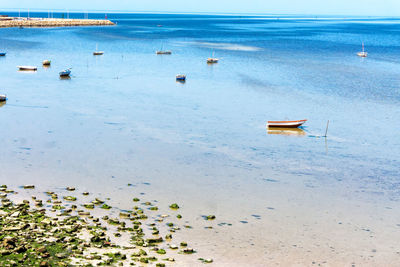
[0, 17, 114, 28]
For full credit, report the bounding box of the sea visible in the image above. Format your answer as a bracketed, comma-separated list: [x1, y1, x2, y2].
[0, 12, 400, 265]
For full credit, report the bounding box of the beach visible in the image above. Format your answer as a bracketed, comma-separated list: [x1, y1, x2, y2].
[1, 13, 400, 266]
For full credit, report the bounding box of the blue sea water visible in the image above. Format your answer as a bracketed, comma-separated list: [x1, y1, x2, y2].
[0, 12, 400, 264]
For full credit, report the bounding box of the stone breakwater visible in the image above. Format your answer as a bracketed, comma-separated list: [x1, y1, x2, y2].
[0, 17, 114, 28]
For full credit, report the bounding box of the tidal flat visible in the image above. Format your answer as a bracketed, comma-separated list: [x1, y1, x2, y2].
[1, 12, 400, 266]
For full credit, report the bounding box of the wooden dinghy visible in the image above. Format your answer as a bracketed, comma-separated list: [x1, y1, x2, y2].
[18, 66, 37, 71]
[267, 119, 307, 128]
[0, 94, 6, 102]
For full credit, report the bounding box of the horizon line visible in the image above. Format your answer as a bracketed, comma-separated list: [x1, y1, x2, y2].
[0, 9, 399, 19]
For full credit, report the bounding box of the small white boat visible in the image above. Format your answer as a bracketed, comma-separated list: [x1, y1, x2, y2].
[0, 94, 6, 102]
[176, 74, 186, 81]
[59, 68, 71, 77]
[207, 58, 219, 63]
[42, 60, 51, 66]
[207, 50, 219, 64]
[267, 119, 307, 128]
[357, 42, 368, 57]
[93, 44, 104, 55]
[18, 66, 37, 71]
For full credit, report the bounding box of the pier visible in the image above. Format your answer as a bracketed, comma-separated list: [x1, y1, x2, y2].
[0, 17, 114, 28]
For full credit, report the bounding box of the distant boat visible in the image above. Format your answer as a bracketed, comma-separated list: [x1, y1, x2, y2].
[207, 50, 219, 64]
[176, 74, 186, 81]
[42, 60, 51, 66]
[0, 52, 6, 56]
[59, 68, 71, 77]
[207, 58, 219, 64]
[156, 50, 172, 55]
[357, 42, 368, 57]
[93, 44, 104, 55]
[0, 94, 6, 102]
[156, 44, 172, 55]
[18, 66, 37, 71]
[267, 119, 307, 128]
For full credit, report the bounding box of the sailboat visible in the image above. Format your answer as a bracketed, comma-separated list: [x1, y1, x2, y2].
[93, 44, 104, 55]
[357, 42, 368, 57]
[156, 44, 172, 55]
[207, 50, 219, 63]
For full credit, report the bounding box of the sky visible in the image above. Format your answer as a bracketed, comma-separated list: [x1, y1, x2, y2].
[1, 0, 400, 16]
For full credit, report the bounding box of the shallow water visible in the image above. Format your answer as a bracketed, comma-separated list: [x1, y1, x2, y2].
[1, 13, 400, 265]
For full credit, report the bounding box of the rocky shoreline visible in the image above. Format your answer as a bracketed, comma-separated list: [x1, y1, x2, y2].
[0, 184, 214, 266]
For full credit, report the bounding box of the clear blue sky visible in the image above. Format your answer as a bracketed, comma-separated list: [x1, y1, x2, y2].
[2, 0, 400, 16]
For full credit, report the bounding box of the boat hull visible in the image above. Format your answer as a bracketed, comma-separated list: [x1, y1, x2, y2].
[156, 51, 172, 55]
[59, 69, 71, 77]
[0, 53, 6, 56]
[267, 119, 307, 128]
[93, 52, 104, 55]
[18, 66, 37, 71]
[0, 95, 6, 102]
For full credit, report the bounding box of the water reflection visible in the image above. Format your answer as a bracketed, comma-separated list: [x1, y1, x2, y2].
[59, 76, 71, 80]
[267, 127, 306, 136]
[0, 102, 6, 108]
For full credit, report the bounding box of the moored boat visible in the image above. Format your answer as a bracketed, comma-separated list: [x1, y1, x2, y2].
[176, 74, 186, 81]
[357, 42, 368, 57]
[18, 66, 37, 71]
[0, 94, 6, 102]
[93, 44, 104, 55]
[156, 51, 172, 55]
[59, 68, 71, 77]
[42, 60, 51, 66]
[207, 58, 219, 63]
[267, 119, 307, 128]
[0, 52, 6, 56]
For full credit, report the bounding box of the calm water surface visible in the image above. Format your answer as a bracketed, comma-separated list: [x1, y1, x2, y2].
[1, 13, 400, 265]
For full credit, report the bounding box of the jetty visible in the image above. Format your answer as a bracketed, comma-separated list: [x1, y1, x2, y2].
[0, 17, 114, 28]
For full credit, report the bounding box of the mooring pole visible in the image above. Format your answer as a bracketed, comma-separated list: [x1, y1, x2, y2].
[324, 120, 330, 137]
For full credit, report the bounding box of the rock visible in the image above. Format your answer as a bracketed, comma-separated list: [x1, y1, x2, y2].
[169, 203, 179, 209]
[119, 212, 130, 218]
[83, 203, 94, 209]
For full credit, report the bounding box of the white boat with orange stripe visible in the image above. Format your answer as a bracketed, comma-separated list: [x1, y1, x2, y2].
[267, 119, 307, 128]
